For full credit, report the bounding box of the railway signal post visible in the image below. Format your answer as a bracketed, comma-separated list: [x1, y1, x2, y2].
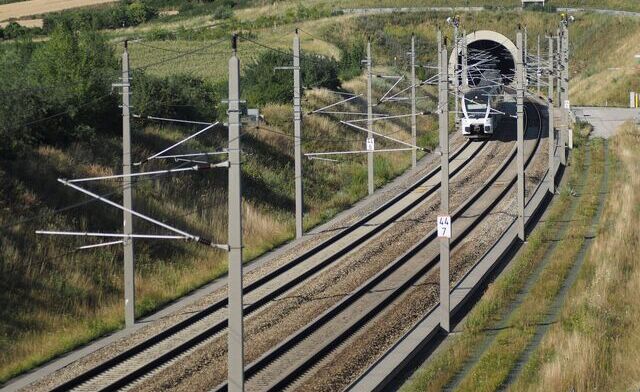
[548, 35, 555, 194]
[228, 34, 245, 392]
[438, 30, 451, 333]
[516, 30, 526, 241]
[366, 38, 375, 195]
[120, 41, 136, 328]
[411, 33, 417, 168]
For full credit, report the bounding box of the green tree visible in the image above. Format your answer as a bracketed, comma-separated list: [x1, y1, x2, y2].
[243, 50, 340, 107]
[0, 27, 118, 156]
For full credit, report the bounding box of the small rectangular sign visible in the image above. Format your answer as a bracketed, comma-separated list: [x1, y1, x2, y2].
[564, 99, 571, 110]
[366, 137, 375, 152]
[437, 215, 451, 238]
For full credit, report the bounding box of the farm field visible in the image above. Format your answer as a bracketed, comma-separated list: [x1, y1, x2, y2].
[0, 0, 117, 21]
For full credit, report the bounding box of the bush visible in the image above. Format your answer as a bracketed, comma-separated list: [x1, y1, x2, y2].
[242, 50, 340, 107]
[43, 1, 158, 33]
[0, 21, 43, 40]
[0, 27, 118, 156]
[338, 42, 366, 80]
[132, 73, 219, 123]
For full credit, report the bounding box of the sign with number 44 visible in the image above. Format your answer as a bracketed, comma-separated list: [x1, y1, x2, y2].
[437, 215, 451, 238]
[366, 137, 375, 152]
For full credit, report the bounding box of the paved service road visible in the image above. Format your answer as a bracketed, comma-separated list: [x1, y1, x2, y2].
[573, 107, 640, 138]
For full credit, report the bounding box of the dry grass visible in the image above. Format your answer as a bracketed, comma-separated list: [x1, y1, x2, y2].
[454, 133, 605, 392]
[400, 134, 589, 392]
[0, 0, 117, 21]
[511, 122, 640, 392]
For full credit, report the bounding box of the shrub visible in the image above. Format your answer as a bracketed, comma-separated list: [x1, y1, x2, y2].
[132, 73, 219, 122]
[243, 50, 340, 107]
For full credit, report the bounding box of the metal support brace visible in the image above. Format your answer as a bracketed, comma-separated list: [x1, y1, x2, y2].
[293, 29, 304, 239]
[548, 36, 555, 194]
[438, 31, 450, 333]
[516, 31, 526, 241]
[367, 39, 375, 195]
[227, 34, 244, 392]
[410, 34, 417, 168]
[121, 41, 135, 329]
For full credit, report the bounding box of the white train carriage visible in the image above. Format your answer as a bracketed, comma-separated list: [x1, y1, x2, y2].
[461, 69, 503, 138]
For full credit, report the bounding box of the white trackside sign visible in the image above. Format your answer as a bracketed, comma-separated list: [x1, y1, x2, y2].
[564, 100, 571, 110]
[366, 137, 375, 151]
[437, 215, 451, 238]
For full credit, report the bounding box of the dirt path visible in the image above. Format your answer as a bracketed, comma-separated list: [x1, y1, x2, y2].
[0, 0, 116, 21]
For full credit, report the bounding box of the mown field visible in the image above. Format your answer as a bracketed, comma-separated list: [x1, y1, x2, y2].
[1, 1, 638, 385]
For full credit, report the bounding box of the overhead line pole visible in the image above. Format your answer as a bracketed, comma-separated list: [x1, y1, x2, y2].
[462, 31, 468, 91]
[548, 35, 555, 194]
[453, 23, 460, 128]
[293, 29, 304, 239]
[367, 38, 375, 195]
[410, 33, 417, 168]
[121, 41, 135, 328]
[438, 30, 451, 333]
[562, 22, 572, 150]
[537, 34, 541, 96]
[227, 33, 244, 392]
[524, 26, 528, 88]
[516, 30, 526, 241]
[557, 29, 566, 165]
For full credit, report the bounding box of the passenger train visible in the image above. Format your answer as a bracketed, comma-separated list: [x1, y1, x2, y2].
[460, 68, 504, 138]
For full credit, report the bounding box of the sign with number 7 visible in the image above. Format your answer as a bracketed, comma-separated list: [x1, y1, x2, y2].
[437, 215, 451, 238]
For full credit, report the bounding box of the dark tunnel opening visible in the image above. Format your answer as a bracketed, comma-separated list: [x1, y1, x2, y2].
[458, 39, 516, 87]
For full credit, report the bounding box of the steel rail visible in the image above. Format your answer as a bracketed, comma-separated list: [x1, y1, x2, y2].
[344, 101, 548, 392]
[49, 139, 482, 392]
[218, 102, 544, 392]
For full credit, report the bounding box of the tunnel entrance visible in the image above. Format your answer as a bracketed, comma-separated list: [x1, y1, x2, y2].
[448, 30, 518, 88]
[467, 40, 515, 86]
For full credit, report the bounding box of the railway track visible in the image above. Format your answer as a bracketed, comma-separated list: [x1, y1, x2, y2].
[47, 136, 487, 392]
[212, 102, 545, 392]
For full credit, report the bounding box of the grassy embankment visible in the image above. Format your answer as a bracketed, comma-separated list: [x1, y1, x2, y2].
[509, 122, 640, 392]
[0, 12, 439, 383]
[452, 132, 605, 392]
[400, 123, 596, 392]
